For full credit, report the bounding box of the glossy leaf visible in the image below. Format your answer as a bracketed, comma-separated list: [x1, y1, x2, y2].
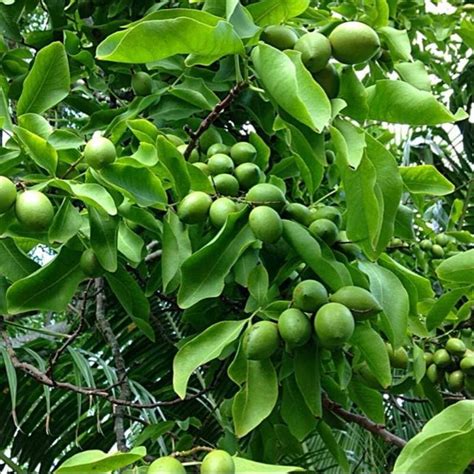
[48, 199, 82, 243]
[436, 249, 474, 285]
[0, 237, 40, 281]
[348, 378, 385, 424]
[399, 165, 455, 195]
[247, 0, 309, 26]
[89, 207, 119, 273]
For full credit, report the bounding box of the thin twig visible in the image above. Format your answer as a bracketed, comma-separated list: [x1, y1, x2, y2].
[145, 249, 162, 263]
[171, 446, 213, 458]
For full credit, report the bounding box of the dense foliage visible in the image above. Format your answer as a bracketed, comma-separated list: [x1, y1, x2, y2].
[0, 0, 473, 473]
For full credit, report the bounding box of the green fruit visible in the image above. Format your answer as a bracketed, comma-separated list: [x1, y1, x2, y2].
[314, 302, 355, 348]
[200, 127, 222, 152]
[230, 142, 257, 165]
[234, 163, 261, 190]
[329, 286, 382, 320]
[243, 321, 280, 360]
[294, 32, 332, 72]
[431, 244, 445, 258]
[177, 144, 200, 163]
[15, 191, 54, 231]
[177, 191, 212, 224]
[207, 143, 230, 158]
[426, 364, 440, 384]
[447, 370, 464, 392]
[249, 206, 282, 243]
[434, 233, 450, 247]
[420, 239, 433, 251]
[148, 456, 186, 474]
[278, 308, 311, 347]
[80, 249, 104, 277]
[261, 25, 298, 50]
[293, 280, 328, 312]
[284, 203, 311, 226]
[358, 362, 382, 390]
[424, 352, 433, 366]
[208, 154, 234, 175]
[336, 230, 361, 259]
[308, 218, 338, 245]
[325, 150, 336, 165]
[84, 135, 116, 169]
[460, 355, 474, 376]
[386, 343, 409, 369]
[165, 134, 185, 146]
[329, 21, 380, 64]
[309, 206, 342, 227]
[131, 71, 153, 96]
[312, 63, 340, 99]
[213, 174, 239, 197]
[201, 450, 235, 474]
[245, 183, 286, 211]
[193, 162, 210, 175]
[209, 197, 237, 228]
[433, 348, 451, 368]
[445, 337, 466, 357]
[0, 176, 17, 214]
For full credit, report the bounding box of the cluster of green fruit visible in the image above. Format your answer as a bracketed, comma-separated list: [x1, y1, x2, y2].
[418, 232, 460, 260]
[148, 449, 234, 474]
[424, 334, 474, 394]
[261, 21, 380, 98]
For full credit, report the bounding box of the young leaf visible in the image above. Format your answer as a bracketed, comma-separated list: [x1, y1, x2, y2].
[247, 0, 309, 26]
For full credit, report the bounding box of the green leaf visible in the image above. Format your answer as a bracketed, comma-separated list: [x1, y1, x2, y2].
[0, 237, 40, 281]
[399, 165, 455, 195]
[394, 204, 415, 240]
[233, 457, 304, 473]
[338, 67, 369, 121]
[89, 207, 119, 273]
[135, 421, 175, 446]
[334, 119, 366, 169]
[247, 0, 309, 26]
[426, 288, 467, 331]
[348, 378, 385, 424]
[1, 347, 18, 427]
[232, 358, 278, 437]
[367, 80, 468, 125]
[378, 27, 412, 61]
[351, 324, 391, 388]
[251, 44, 331, 133]
[7, 247, 84, 314]
[118, 222, 144, 265]
[247, 264, 268, 307]
[436, 250, 474, 285]
[170, 76, 219, 110]
[316, 421, 350, 473]
[55, 447, 146, 474]
[173, 319, 248, 399]
[395, 60, 431, 91]
[178, 209, 256, 309]
[17, 42, 70, 116]
[48, 199, 83, 244]
[0, 88, 12, 132]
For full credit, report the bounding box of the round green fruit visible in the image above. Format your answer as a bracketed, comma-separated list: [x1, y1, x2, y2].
[433, 348, 451, 368]
[261, 25, 298, 50]
[200, 127, 222, 152]
[312, 63, 340, 99]
[165, 134, 185, 147]
[386, 344, 409, 369]
[431, 244, 445, 258]
[447, 370, 464, 392]
[235, 163, 261, 190]
[131, 71, 153, 96]
[208, 154, 234, 175]
[314, 302, 355, 348]
[230, 142, 257, 165]
[245, 183, 286, 211]
[329, 21, 380, 64]
[420, 239, 433, 251]
[243, 321, 280, 360]
[445, 337, 466, 357]
[325, 150, 336, 165]
[294, 31, 332, 72]
[207, 143, 230, 158]
[213, 174, 239, 197]
[80, 249, 104, 277]
[177, 144, 200, 163]
[309, 206, 342, 227]
[426, 364, 440, 384]
[293, 280, 328, 312]
[460, 356, 474, 376]
[84, 135, 116, 169]
[329, 286, 382, 320]
[309, 218, 338, 245]
[177, 191, 212, 224]
[249, 206, 283, 243]
[0, 176, 17, 214]
[193, 162, 210, 175]
[15, 191, 54, 231]
[209, 197, 237, 228]
[434, 233, 450, 247]
[201, 450, 234, 474]
[424, 352, 433, 366]
[284, 202, 311, 226]
[148, 456, 186, 474]
[278, 308, 311, 347]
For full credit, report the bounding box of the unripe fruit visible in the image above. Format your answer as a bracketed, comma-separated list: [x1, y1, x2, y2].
[309, 206, 342, 227]
[209, 197, 237, 228]
[433, 348, 451, 368]
[213, 174, 239, 197]
[261, 25, 298, 50]
[207, 143, 230, 158]
[193, 162, 210, 175]
[234, 163, 261, 190]
[329, 21, 380, 64]
[0, 176, 17, 214]
[445, 338, 466, 357]
[313, 63, 340, 99]
[460, 356, 474, 376]
[329, 286, 382, 320]
[245, 183, 286, 211]
[148, 456, 186, 474]
[309, 218, 338, 245]
[420, 239, 433, 251]
[15, 191, 54, 231]
[293, 280, 328, 312]
[243, 321, 280, 360]
[424, 352, 433, 366]
[200, 127, 222, 152]
[294, 32, 332, 72]
[434, 233, 450, 247]
[201, 450, 235, 474]
[284, 203, 311, 226]
[165, 134, 185, 147]
[208, 154, 234, 175]
[426, 364, 440, 384]
[325, 150, 336, 165]
[84, 136, 116, 169]
[177, 191, 212, 224]
[447, 370, 464, 392]
[278, 308, 311, 347]
[177, 144, 200, 163]
[80, 249, 104, 277]
[336, 230, 361, 259]
[314, 302, 355, 348]
[230, 142, 257, 165]
[249, 206, 283, 243]
[431, 244, 444, 258]
[131, 71, 153, 96]
[386, 343, 409, 369]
